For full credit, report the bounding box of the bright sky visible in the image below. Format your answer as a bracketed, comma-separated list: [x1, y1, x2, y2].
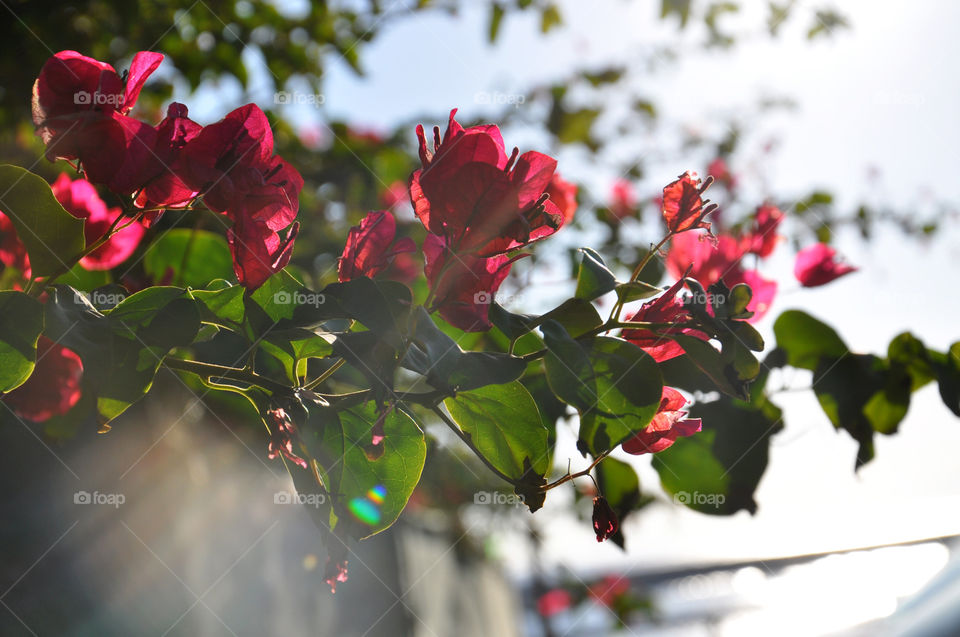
[306, 0, 960, 573]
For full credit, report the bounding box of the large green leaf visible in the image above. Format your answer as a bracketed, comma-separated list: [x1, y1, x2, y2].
[43, 285, 201, 423]
[773, 310, 847, 371]
[143, 229, 233, 288]
[444, 381, 550, 509]
[295, 401, 426, 539]
[0, 291, 43, 393]
[0, 165, 85, 277]
[545, 332, 662, 455]
[653, 395, 783, 515]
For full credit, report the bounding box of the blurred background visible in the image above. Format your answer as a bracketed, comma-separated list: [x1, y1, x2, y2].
[1, 0, 959, 635]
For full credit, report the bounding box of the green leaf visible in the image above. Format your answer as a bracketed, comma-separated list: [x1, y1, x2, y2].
[540, 4, 562, 33]
[260, 328, 334, 384]
[653, 395, 783, 515]
[291, 400, 427, 539]
[403, 307, 526, 392]
[334, 403, 426, 538]
[812, 354, 906, 469]
[489, 302, 536, 341]
[615, 280, 662, 304]
[444, 381, 550, 500]
[887, 332, 936, 391]
[671, 333, 755, 400]
[930, 343, 960, 417]
[488, 2, 505, 42]
[143, 229, 233, 288]
[191, 280, 246, 327]
[0, 291, 43, 393]
[43, 285, 201, 424]
[537, 297, 603, 338]
[0, 165, 85, 277]
[58, 263, 111, 292]
[546, 334, 662, 455]
[773, 310, 847, 370]
[574, 247, 617, 301]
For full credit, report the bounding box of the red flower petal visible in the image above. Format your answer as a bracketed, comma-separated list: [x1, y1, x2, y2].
[121, 51, 163, 113]
[4, 336, 83, 422]
[794, 242, 858, 287]
[662, 171, 711, 233]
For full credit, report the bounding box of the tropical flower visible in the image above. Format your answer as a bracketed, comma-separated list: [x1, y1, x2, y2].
[661, 171, 717, 234]
[338, 211, 416, 282]
[423, 232, 524, 332]
[794, 242, 858, 287]
[621, 277, 707, 362]
[622, 387, 702, 455]
[51, 173, 145, 270]
[410, 109, 562, 257]
[3, 336, 83, 422]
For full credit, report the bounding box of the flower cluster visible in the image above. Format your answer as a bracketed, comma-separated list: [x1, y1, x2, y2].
[338, 109, 575, 332]
[31, 51, 303, 290]
[665, 203, 782, 321]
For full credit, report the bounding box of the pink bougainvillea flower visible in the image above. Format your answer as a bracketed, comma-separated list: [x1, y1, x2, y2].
[51, 173, 145, 270]
[324, 555, 349, 594]
[0, 211, 31, 276]
[661, 171, 717, 234]
[265, 407, 308, 469]
[546, 172, 578, 225]
[380, 180, 409, 209]
[228, 216, 299, 291]
[666, 231, 777, 321]
[794, 242, 858, 287]
[32, 51, 163, 194]
[609, 178, 636, 219]
[707, 157, 738, 191]
[410, 109, 563, 257]
[177, 103, 275, 212]
[592, 496, 618, 542]
[134, 102, 203, 210]
[178, 104, 303, 232]
[589, 575, 631, 607]
[622, 277, 707, 362]
[235, 156, 305, 232]
[622, 387, 702, 455]
[338, 211, 416, 282]
[741, 204, 784, 258]
[423, 232, 525, 332]
[537, 589, 572, 617]
[4, 336, 83, 422]
[382, 251, 420, 284]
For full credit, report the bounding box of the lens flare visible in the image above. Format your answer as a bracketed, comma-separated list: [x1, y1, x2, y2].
[347, 484, 387, 525]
